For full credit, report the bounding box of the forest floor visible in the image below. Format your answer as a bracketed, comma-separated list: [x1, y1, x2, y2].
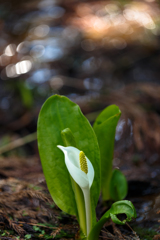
[0, 152, 160, 240]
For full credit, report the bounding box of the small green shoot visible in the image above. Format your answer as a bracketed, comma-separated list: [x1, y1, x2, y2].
[33, 225, 41, 232]
[24, 234, 32, 239]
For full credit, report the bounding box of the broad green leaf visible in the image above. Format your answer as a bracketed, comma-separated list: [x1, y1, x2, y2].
[110, 169, 128, 201]
[37, 95, 100, 223]
[88, 200, 137, 240]
[93, 105, 121, 201]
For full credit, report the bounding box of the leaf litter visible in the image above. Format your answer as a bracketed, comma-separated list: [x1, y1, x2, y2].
[0, 155, 137, 239]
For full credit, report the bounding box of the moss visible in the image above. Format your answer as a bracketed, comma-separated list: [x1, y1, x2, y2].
[134, 226, 158, 240]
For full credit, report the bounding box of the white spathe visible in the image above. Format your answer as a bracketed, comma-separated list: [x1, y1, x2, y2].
[57, 145, 94, 189]
[57, 145, 94, 236]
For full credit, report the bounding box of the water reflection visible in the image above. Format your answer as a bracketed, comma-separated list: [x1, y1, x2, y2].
[83, 78, 103, 90]
[0, 0, 160, 102]
[17, 42, 29, 54]
[82, 57, 101, 72]
[30, 45, 45, 58]
[115, 119, 126, 141]
[0, 54, 10, 66]
[123, 8, 155, 30]
[15, 60, 32, 74]
[34, 24, 50, 37]
[47, 6, 65, 19]
[28, 68, 52, 83]
[4, 44, 16, 56]
[42, 43, 63, 61]
[5, 60, 32, 78]
[1, 0, 159, 87]
[6, 64, 17, 78]
[115, 118, 133, 141]
[110, 38, 127, 49]
[50, 76, 63, 90]
[70, 1, 160, 44]
[38, 0, 59, 10]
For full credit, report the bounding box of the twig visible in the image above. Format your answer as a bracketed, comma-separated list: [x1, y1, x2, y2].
[0, 132, 37, 155]
[15, 221, 58, 229]
[101, 229, 115, 239]
[125, 222, 138, 237]
[112, 221, 125, 239]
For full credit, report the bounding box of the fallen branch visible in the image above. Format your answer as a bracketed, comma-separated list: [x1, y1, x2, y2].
[0, 132, 37, 155]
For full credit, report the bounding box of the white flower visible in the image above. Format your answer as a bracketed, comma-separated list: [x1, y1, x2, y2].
[57, 145, 94, 236]
[57, 145, 94, 189]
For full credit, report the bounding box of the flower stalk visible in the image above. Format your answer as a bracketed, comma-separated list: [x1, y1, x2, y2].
[79, 151, 92, 236]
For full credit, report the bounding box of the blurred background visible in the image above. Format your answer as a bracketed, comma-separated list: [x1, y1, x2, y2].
[1, 0, 160, 236]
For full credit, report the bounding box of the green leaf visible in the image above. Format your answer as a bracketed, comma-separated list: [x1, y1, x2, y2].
[25, 234, 32, 240]
[37, 95, 100, 224]
[33, 225, 41, 232]
[110, 169, 128, 201]
[93, 105, 121, 201]
[88, 200, 137, 240]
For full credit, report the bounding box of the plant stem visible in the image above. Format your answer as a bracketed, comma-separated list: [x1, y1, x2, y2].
[73, 180, 87, 236]
[82, 187, 92, 236]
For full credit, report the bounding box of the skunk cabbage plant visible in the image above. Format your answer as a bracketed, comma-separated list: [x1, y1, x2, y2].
[37, 95, 136, 239]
